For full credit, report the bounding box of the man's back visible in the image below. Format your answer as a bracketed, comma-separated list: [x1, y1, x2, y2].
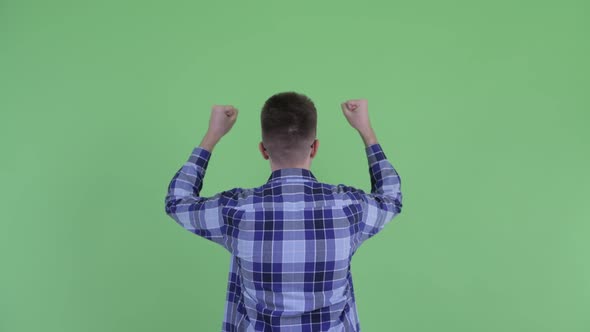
[165, 142, 403, 331]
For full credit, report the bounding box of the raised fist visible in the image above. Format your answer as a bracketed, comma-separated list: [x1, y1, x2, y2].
[341, 99, 371, 132]
[207, 105, 238, 140]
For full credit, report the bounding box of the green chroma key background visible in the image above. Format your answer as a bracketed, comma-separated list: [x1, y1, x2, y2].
[1, 0, 588, 331]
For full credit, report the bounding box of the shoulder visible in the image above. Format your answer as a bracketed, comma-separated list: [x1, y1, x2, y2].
[316, 182, 368, 202]
[212, 187, 253, 206]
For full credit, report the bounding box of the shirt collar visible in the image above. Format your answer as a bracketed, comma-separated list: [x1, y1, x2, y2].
[266, 168, 318, 184]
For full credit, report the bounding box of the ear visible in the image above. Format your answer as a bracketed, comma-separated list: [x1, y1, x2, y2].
[310, 139, 319, 159]
[259, 141, 270, 160]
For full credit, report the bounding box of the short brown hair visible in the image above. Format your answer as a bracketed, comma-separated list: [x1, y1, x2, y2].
[261, 91, 317, 164]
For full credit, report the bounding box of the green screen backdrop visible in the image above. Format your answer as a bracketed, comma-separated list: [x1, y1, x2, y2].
[1, 0, 588, 331]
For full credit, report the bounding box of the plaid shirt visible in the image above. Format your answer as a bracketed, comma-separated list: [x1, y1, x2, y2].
[164, 143, 403, 331]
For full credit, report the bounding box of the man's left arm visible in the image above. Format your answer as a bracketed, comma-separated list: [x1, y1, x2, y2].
[164, 104, 239, 245]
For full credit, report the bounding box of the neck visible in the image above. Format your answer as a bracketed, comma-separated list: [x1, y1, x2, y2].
[270, 160, 311, 172]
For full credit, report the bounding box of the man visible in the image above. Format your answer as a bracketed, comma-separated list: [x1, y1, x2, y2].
[164, 92, 403, 331]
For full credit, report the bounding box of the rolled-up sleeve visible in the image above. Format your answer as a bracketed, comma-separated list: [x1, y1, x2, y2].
[164, 145, 231, 246]
[357, 143, 403, 243]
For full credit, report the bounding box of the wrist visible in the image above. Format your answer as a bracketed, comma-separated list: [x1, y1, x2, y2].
[358, 127, 377, 147]
[199, 132, 220, 152]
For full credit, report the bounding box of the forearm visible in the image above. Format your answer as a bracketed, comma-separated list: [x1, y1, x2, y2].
[199, 131, 221, 153]
[358, 127, 400, 195]
[165, 145, 211, 212]
[169, 131, 219, 203]
[365, 141, 402, 198]
[358, 127, 378, 147]
[356, 141, 403, 242]
[164, 145, 231, 245]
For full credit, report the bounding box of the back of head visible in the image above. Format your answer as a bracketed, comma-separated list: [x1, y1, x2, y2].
[261, 91, 317, 164]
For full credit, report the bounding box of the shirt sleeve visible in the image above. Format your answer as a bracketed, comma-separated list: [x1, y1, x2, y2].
[164, 145, 234, 247]
[356, 143, 403, 244]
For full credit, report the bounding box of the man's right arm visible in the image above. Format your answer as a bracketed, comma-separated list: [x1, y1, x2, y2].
[340, 99, 403, 243]
[357, 130, 403, 242]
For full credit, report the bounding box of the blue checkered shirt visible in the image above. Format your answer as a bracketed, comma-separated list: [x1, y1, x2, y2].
[165, 143, 403, 331]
